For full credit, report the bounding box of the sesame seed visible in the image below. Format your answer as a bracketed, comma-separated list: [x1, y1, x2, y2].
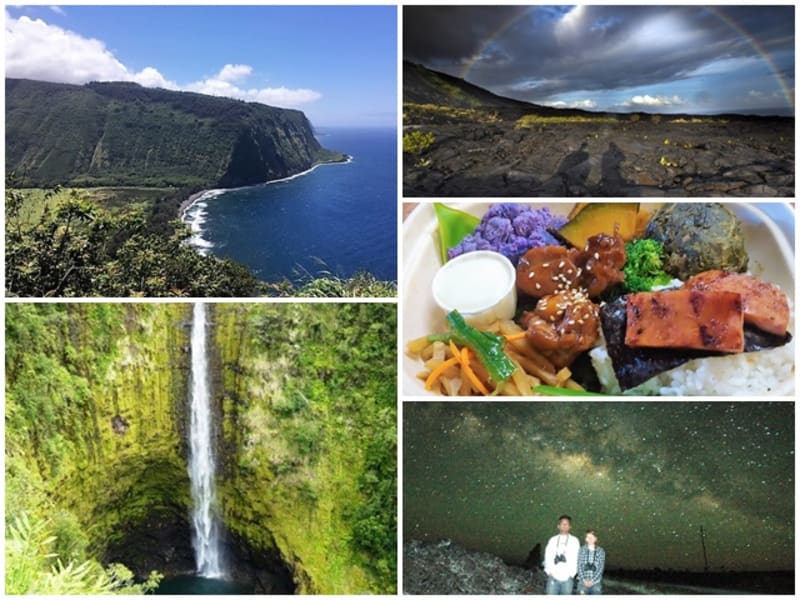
[577, 319, 584, 325]
[567, 319, 575, 325]
[552, 276, 559, 281]
[528, 272, 535, 279]
[586, 264, 592, 271]
[542, 262, 550, 267]
[566, 269, 573, 275]
[535, 283, 541, 290]
[558, 261, 565, 268]
[594, 252, 600, 260]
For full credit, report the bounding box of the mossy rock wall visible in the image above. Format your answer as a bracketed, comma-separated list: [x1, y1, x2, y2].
[6, 303, 192, 560]
[6, 303, 397, 594]
[212, 303, 397, 594]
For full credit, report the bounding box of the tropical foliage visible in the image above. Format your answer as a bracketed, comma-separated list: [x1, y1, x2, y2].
[215, 303, 397, 593]
[5, 183, 263, 297]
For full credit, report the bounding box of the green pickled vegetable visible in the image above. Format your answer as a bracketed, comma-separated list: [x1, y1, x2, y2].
[623, 238, 673, 292]
[533, 385, 605, 396]
[433, 203, 480, 263]
[430, 310, 517, 384]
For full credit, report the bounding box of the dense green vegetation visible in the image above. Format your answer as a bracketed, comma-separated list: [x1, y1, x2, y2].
[6, 303, 397, 594]
[6, 78, 345, 188]
[5, 184, 263, 297]
[9, 187, 171, 226]
[6, 304, 191, 594]
[214, 303, 397, 593]
[6, 183, 395, 298]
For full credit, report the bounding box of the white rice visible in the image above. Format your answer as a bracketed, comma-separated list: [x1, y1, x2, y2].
[590, 295, 795, 397]
[591, 340, 795, 396]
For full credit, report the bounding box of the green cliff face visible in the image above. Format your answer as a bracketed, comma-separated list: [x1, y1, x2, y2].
[6, 303, 397, 594]
[5, 78, 345, 188]
[212, 303, 397, 593]
[5, 303, 192, 593]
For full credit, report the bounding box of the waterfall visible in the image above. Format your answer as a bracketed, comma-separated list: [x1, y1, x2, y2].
[188, 302, 224, 578]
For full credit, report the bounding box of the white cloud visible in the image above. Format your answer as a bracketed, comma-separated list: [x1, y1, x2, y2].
[132, 66, 178, 89]
[185, 64, 322, 107]
[7, 13, 132, 83]
[542, 99, 597, 110]
[5, 13, 321, 108]
[554, 6, 586, 43]
[49, 6, 66, 16]
[216, 63, 252, 83]
[622, 94, 686, 107]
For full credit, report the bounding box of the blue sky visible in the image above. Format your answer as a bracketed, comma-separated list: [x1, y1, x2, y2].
[6, 5, 397, 127]
[405, 6, 795, 116]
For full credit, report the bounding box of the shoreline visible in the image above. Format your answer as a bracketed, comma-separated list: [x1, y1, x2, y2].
[178, 155, 352, 223]
[179, 155, 353, 254]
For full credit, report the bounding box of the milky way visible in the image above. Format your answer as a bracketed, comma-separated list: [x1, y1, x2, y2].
[404, 402, 794, 571]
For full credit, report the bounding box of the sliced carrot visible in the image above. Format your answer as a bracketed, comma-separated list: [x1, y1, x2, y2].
[461, 347, 491, 396]
[424, 356, 460, 390]
[504, 331, 528, 342]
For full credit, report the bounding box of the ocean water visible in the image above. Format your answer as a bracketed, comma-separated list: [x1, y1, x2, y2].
[183, 127, 397, 284]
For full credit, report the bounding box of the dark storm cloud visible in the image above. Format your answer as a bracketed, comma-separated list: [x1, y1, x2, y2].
[404, 5, 795, 107]
[404, 402, 794, 570]
[403, 6, 527, 63]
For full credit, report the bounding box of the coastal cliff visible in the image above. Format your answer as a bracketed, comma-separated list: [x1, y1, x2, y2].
[5, 78, 345, 188]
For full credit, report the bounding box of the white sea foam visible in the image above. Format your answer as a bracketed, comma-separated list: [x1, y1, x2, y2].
[180, 158, 351, 254]
[181, 190, 226, 254]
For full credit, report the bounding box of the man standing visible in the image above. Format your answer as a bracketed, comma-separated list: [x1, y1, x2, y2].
[544, 514, 580, 594]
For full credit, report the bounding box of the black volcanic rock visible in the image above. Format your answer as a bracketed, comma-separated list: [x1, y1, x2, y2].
[523, 543, 542, 571]
[403, 63, 794, 198]
[5, 78, 344, 188]
[403, 539, 546, 595]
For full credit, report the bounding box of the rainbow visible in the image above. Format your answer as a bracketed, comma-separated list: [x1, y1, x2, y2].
[459, 5, 794, 113]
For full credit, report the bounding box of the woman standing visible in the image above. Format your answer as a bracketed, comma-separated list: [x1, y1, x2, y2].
[577, 529, 605, 595]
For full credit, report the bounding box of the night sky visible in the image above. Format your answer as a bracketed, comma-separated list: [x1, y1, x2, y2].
[404, 5, 795, 116]
[404, 402, 794, 571]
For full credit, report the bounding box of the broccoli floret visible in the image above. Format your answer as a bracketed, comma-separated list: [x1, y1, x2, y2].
[623, 239, 673, 292]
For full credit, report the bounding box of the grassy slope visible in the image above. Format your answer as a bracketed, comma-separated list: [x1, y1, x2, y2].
[11, 187, 173, 225]
[213, 303, 397, 593]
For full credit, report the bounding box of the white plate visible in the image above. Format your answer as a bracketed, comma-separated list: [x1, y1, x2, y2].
[402, 202, 795, 397]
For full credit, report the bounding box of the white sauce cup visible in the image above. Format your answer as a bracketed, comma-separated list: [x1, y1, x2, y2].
[432, 250, 518, 328]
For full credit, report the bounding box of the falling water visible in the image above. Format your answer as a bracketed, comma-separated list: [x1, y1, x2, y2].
[188, 302, 224, 578]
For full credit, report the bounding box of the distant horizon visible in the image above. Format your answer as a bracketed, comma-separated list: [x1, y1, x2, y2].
[404, 5, 795, 117]
[406, 536, 796, 573]
[5, 5, 397, 128]
[405, 61, 793, 118]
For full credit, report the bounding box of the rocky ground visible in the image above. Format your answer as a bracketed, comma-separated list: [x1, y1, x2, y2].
[403, 112, 794, 197]
[403, 539, 640, 595]
[403, 539, 543, 594]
